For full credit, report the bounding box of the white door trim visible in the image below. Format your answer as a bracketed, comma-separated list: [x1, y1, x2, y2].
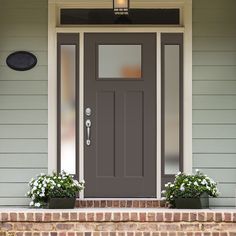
[48, 0, 192, 199]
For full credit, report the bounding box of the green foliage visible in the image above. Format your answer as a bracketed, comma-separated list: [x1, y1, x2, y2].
[162, 170, 219, 207]
[27, 171, 85, 208]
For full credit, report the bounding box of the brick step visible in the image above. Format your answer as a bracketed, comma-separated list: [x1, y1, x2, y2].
[75, 200, 166, 208]
[1, 209, 236, 235]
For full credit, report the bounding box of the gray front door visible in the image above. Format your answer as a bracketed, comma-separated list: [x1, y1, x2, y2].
[84, 33, 156, 197]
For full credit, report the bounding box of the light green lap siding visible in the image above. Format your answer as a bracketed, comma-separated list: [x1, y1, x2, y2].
[0, 0, 48, 206]
[193, 0, 236, 207]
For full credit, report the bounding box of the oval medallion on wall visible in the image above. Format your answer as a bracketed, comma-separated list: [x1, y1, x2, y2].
[6, 51, 37, 71]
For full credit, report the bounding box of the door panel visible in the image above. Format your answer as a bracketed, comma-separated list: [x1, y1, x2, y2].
[84, 33, 156, 197]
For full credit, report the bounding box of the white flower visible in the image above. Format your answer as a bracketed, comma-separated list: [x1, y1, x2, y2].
[161, 190, 166, 194]
[161, 197, 166, 200]
[34, 202, 41, 207]
[29, 201, 34, 206]
[176, 172, 182, 176]
[201, 179, 207, 185]
[194, 181, 198, 186]
[57, 184, 61, 187]
[195, 169, 200, 172]
[34, 181, 38, 187]
[180, 186, 185, 191]
[39, 193, 45, 197]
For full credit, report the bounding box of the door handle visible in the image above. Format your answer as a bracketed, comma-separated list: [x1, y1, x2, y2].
[85, 119, 91, 146]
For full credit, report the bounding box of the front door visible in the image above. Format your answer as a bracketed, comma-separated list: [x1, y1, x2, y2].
[84, 33, 156, 197]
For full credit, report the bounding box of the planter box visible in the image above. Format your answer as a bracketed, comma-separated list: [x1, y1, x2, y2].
[48, 197, 76, 209]
[175, 193, 209, 209]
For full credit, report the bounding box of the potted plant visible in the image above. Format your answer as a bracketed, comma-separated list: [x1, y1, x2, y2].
[27, 171, 85, 209]
[162, 170, 219, 209]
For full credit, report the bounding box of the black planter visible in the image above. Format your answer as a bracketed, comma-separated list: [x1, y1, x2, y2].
[175, 193, 209, 209]
[48, 197, 76, 209]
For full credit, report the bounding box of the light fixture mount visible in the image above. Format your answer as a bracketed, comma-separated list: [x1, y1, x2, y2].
[113, 0, 129, 15]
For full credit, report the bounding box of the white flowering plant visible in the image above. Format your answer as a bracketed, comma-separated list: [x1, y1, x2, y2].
[162, 170, 219, 207]
[27, 171, 85, 208]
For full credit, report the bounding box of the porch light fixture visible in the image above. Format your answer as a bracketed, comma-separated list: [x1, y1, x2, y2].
[113, 0, 129, 15]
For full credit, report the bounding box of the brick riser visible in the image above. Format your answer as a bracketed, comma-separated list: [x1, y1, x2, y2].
[1, 211, 236, 235]
[75, 200, 166, 208]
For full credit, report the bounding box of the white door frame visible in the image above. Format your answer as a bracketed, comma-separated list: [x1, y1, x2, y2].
[48, 1, 192, 199]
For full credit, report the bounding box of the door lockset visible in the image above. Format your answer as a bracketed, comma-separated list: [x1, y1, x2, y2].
[85, 107, 92, 116]
[85, 119, 92, 146]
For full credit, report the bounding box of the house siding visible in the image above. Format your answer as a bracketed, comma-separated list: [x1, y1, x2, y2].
[0, 0, 236, 208]
[0, 0, 48, 205]
[192, 0, 236, 207]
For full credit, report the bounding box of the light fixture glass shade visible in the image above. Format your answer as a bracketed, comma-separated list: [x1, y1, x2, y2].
[113, 0, 129, 14]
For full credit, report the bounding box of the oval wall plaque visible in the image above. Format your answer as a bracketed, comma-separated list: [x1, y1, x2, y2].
[6, 51, 37, 71]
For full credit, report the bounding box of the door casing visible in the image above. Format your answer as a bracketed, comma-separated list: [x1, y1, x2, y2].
[50, 26, 191, 199]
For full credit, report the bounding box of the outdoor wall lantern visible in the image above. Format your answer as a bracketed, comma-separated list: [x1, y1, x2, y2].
[113, 0, 129, 15]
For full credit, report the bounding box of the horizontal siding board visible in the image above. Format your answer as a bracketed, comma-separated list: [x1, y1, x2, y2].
[193, 66, 236, 81]
[193, 52, 236, 66]
[217, 184, 236, 198]
[0, 51, 47, 66]
[0, 139, 47, 153]
[0, 37, 47, 51]
[1, 23, 47, 37]
[0, 110, 47, 124]
[193, 8, 236, 23]
[193, 37, 236, 51]
[0, 125, 47, 138]
[0, 66, 47, 81]
[193, 81, 236, 95]
[193, 139, 236, 153]
[0, 169, 47, 183]
[193, 154, 236, 168]
[193, 23, 236, 37]
[0, 96, 47, 109]
[0, 183, 29, 197]
[193, 110, 236, 124]
[193, 0, 236, 9]
[0, 154, 47, 168]
[0, 81, 47, 95]
[0, 198, 29, 206]
[193, 125, 236, 138]
[193, 95, 236, 109]
[0, 0, 47, 9]
[0, 8, 47, 24]
[195, 169, 236, 183]
[209, 198, 235, 207]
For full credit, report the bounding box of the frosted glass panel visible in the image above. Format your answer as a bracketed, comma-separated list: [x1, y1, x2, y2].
[60, 45, 76, 174]
[164, 45, 180, 175]
[98, 45, 142, 79]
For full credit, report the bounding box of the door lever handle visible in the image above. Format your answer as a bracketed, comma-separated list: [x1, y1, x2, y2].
[85, 119, 91, 146]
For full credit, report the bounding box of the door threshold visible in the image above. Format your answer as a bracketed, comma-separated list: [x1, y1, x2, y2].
[76, 199, 166, 208]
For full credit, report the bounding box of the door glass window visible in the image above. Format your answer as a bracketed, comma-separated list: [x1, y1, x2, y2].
[60, 45, 76, 174]
[164, 45, 180, 175]
[98, 45, 142, 79]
